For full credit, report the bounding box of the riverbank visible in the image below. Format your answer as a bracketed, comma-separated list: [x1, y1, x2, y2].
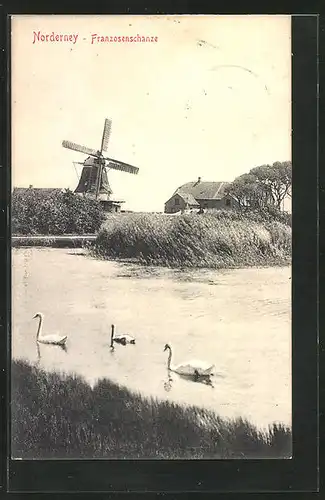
[93, 211, 291, 268]
[12, 359, 292, 459]
[12, 209, 291, 269]
[12, 234, 96, 248]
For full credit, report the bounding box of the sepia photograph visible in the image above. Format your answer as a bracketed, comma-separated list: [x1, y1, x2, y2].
[11, 14, 292, 459]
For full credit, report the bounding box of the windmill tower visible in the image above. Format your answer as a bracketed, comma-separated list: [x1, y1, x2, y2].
[62, 118, 139, 212]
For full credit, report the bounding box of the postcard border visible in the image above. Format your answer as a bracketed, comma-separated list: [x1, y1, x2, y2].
[2, 10, 319, 495]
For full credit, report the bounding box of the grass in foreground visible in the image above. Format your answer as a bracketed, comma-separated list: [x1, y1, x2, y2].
[12, 360, 291, 459]
[93, 211, 291, 268]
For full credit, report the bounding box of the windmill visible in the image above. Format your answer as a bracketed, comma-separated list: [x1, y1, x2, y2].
[62, 118, 139, 208]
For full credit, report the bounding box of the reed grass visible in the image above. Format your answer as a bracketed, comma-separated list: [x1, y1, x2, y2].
[12, 359, 292, 459]
[93, 211, 291, 268]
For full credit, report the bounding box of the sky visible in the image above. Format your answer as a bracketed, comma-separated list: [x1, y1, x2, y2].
[12, 15, 291, 212]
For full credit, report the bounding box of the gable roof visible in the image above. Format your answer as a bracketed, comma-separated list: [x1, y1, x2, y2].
[176, 191, 200, 206]
[174, 181, 230, 200]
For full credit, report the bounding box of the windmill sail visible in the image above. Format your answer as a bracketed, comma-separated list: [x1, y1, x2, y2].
[105, 158, 139, 175]
[101, 118, 112, 153]
[62, 140, 98, 157]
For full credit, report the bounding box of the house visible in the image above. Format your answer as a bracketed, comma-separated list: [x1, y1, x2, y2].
[100, 199, 125, 213]
[164, 177, 237, 214]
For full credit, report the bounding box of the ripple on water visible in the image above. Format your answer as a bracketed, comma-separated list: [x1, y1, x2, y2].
[12, 248, 291, 428]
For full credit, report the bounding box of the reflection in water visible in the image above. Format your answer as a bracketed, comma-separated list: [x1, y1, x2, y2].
[12, 248, 291, 428]
[36, 342, 41, 366]
[163, 372, 173, 392]
[23, 249, 32, 293]
[36, 341, 68, 366]
[174, 371, 215, 388]
[163, 370, 214, 391]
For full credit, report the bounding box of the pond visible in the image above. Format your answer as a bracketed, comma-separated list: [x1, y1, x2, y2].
[12, 248, 291, 429]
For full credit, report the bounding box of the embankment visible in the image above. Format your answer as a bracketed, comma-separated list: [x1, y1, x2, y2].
[93, 211, 291, 268]
[12, 359, 291, 459]
[11, 234, 96, 248]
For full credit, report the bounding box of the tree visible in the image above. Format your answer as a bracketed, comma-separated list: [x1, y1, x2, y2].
[225, 173, 271, 211]
[226, 161, 292, 212]
[250, 161, 292, 209]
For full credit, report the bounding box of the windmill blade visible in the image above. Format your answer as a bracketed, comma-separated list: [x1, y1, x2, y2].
[100, 118, 112, 153]
[62, 140, 98, 157]
[105, 157, 139, 175]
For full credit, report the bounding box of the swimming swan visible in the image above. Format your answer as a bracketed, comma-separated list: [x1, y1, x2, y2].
[163, 343, 214, 380]
[110, 324, 136, 348]
[33, 312, 68, 346]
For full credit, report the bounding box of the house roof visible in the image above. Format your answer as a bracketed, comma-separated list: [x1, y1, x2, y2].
[174, 181, 230, 200]
[176, 191, 200, 206]
[164, 191, 200, 206]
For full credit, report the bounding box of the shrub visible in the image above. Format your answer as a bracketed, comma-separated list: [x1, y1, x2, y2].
[12, 188, 106, 235]
[243, 207, 292, 227]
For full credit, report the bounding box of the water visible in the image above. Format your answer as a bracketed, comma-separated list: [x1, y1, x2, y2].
[12, 248, 291, 429]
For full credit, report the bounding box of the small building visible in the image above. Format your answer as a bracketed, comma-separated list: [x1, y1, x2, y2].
[164, 178, 237, 214]
[100, 199, 125, 213]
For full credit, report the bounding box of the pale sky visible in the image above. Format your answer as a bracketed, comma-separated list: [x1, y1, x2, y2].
[12, 15, 291, 212]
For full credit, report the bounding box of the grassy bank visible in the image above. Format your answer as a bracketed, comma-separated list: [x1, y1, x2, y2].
[12, 359, 291, 459]
[93, 211, 291, 268]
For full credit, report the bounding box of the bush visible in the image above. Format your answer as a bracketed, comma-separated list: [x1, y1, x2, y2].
[12, 188, 106, 235]
[93, 211, 291, 268]
[243, 207, 292, 227]
[12, 359, 292, 459]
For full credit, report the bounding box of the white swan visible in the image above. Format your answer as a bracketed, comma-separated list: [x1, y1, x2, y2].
[33, 312, 68, 346]
[110, 324, 136, 347]
[163, 343, 214, 379]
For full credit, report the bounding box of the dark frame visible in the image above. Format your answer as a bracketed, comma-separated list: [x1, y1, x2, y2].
[1, 7, 319, 494]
